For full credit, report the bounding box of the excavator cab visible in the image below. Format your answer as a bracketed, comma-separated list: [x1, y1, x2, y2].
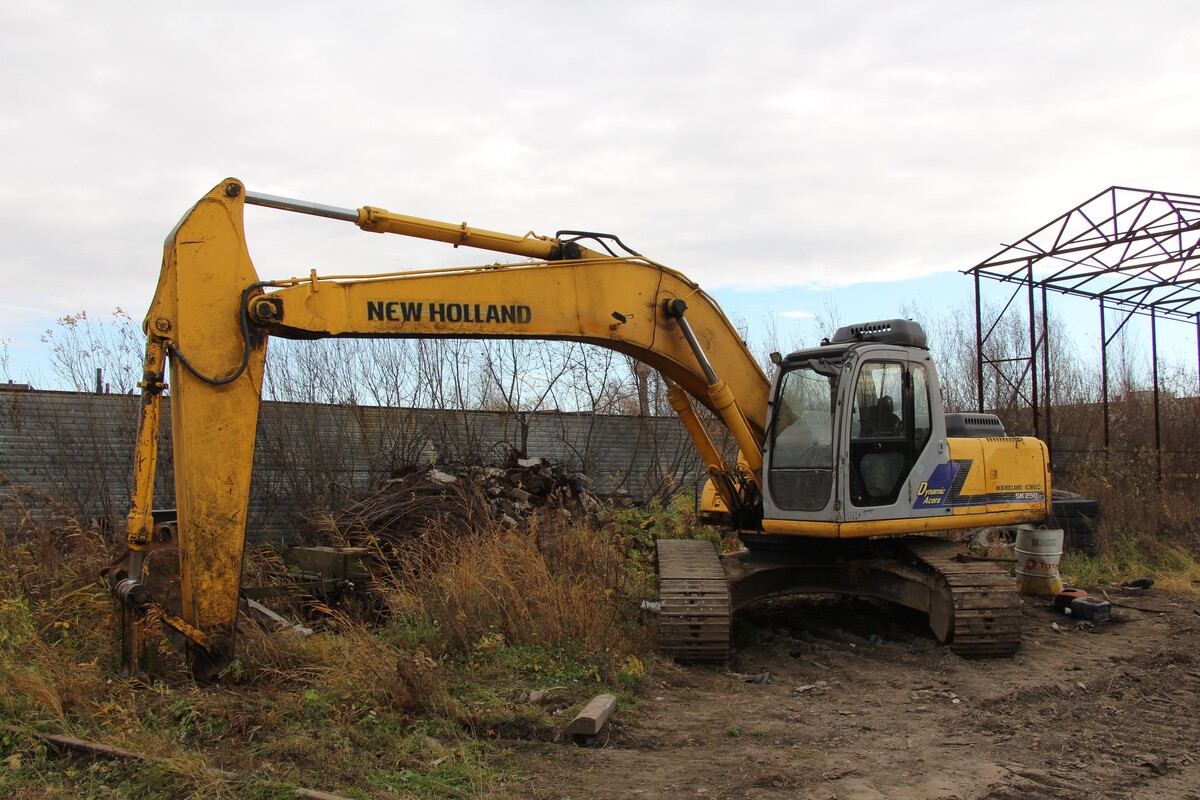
[664, 319, 1050, 661]
[761, 319, 947, 534]
[846, 353, 934, 510]
[751, 317, 1049, 544]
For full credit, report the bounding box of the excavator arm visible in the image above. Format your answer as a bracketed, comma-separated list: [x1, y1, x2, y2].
[117, 178, 770, 679]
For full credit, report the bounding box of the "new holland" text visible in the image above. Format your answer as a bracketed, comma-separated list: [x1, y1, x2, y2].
[366, 301, 532, 324]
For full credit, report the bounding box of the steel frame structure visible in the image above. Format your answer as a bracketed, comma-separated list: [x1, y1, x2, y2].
[964, 187, 1200, 480]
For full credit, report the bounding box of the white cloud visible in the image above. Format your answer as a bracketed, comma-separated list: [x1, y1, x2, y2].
[2, 0, 1199, 376]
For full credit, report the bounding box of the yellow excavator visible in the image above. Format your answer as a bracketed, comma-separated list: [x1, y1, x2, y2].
[107, 178, 1051, 680]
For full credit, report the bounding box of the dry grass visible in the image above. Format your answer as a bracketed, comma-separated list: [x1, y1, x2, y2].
[0, 505, 119, 721]
[10, 458, 1191, 796]
[0, 488, 654, 797]
[1060, 455, 1200, 593]
[413, 517, 642, 653]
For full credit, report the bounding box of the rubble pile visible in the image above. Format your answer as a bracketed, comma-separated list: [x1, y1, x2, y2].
[310, 455, 604, 550]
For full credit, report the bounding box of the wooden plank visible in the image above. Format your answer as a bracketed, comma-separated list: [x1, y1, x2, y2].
[944, 574, 1018, 587]
[660, 578, 728, 589]
[566, 693, 617, 736]
[5, 727, 153, 765]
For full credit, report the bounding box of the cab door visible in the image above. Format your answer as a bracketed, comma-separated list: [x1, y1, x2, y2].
[763, 360, 841, 520]
[842, 352, 938, 524]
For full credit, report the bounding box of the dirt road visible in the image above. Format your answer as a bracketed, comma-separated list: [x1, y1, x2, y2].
[516, 590, 1200, 800]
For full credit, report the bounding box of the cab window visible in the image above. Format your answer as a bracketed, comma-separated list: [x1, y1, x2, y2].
[852, 362, 904, 439]
[912, 363, 932, 453]
[769, 363, 838, 511]
[848, 360, 931, 507]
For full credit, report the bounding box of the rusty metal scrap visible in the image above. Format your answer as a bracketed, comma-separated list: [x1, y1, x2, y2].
[307, 456, 603, 552]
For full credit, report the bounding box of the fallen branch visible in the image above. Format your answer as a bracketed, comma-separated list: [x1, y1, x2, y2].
[1100, 590, 1168, 614]
[4, 725, 349, 800]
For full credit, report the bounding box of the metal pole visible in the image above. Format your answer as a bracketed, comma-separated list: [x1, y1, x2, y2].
[1151, 307, 1162, 484]
[1028, 263, 1039, 438]
[1041, 285, 1052, 468]
[246, 188, 565, 260]
[1101, 300, 1110, 458]
[975, 271, 984, 412]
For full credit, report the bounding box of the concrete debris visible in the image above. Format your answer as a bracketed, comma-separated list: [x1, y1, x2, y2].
[793, 681, 829, 694]
[429, 470, 458, 484]
[727, 671, 773, 685]
[309, 454, 605, 551]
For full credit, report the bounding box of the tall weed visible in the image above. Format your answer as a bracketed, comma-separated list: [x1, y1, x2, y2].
[1062, 453, 1200, 592]
[393, 514, 649, 657]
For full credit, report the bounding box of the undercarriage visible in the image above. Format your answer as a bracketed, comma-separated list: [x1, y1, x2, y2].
[656, 535, 1022, 662]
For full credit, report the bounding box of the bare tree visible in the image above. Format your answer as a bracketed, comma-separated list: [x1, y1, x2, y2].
[40, 309, 143, 393]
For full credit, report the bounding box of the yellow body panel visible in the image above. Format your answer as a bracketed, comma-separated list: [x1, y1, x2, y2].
[942, 435, 1052, 515]
[756, 436, 1051, 538]
[258, 258, 769, 437]
[129, 181, 268, 676]
[760, 509, 1048, 538]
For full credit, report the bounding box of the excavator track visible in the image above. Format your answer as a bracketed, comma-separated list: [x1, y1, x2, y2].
[903, 537, 1023, 658]
[655, 539, 731, 662]
[655, 536, 1021, 663]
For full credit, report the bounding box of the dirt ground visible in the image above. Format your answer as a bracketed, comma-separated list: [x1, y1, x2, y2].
[511, 588, 1200, 800]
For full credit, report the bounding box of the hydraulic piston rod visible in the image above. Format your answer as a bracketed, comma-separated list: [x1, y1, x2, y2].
[245, 189, 573, 261]
[662, 299, 764, 488]
[244, 190, 359, 222]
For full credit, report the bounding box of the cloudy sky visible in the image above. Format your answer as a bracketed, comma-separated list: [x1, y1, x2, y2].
[3, 1, 1199, 383]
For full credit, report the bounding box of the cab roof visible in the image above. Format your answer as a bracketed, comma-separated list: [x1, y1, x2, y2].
[781, 319, 927, 365]
[829, 319, 927, 349]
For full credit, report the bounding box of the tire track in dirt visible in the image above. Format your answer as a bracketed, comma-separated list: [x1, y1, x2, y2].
[956, 624, 1200, 800]
[513, 594, 1200, 800]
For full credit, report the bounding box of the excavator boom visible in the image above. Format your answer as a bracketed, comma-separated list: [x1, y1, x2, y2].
[119, 178, 769, 679]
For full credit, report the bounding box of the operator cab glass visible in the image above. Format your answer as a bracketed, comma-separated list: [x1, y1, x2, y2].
[847, 360, 932, 507]
[767, 320, 939, 524]
[768, 358, 841, 511]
